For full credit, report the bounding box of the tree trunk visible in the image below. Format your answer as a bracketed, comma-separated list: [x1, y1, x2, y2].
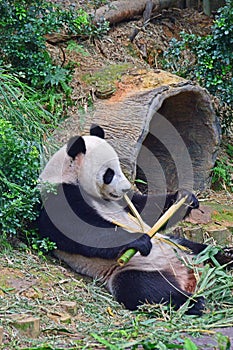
[203, 0, 225, 16]
[94, 0, 185, 25]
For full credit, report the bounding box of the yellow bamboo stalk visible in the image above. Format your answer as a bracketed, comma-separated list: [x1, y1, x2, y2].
[123, 194, 146, 232]
[117, 196, 188, 266]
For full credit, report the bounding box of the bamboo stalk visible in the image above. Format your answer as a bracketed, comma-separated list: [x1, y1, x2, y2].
[117, 196, 187, 266]
[123, 194, 146, 232]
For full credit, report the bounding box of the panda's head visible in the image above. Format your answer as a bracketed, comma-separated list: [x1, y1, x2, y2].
[67, 125, 132, 200]
[41, 125, 132, 201]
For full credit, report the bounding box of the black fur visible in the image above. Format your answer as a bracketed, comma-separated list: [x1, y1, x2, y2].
[111, 269, 205, 315]
[67, 136, 86, 159]
[130, 189, 198, 228]
[38, 180, 197, 259]
[103, 168, 115, 185]
[38, 183, 152, 259]
[90, 124, 105, 139]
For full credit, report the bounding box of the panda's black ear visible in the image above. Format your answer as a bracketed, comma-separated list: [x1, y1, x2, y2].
[90, 124, 105, 139]
[67, 136, 86, 159]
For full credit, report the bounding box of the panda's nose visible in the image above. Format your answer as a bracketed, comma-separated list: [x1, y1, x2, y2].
[122, 183, 132, 193]
[122, 188, 129, 193]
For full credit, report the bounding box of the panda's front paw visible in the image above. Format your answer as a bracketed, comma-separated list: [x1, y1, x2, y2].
[126, 234, 152, 257]
[176, 189, 199, 210]
[186, 296, 205, 316]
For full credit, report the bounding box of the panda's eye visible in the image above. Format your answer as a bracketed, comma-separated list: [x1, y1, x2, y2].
[103, 168, 115, 185]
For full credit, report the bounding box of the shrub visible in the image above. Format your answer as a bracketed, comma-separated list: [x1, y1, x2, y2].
[0, 72, 57, 250]
[0, 0, 109, 89]
[163, 0, 233, 132]
[211, 144, 233, 191]
[0, 118, 40, 236]
[0, 71, 58, 140]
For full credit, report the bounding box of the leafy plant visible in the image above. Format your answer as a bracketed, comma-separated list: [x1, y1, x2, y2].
[0, 71, 58, 139]
[211, 141, 233, 192]
[66, 40, 90, 56]
[162, 0, 233, 132]
[211, 157, 233, 191]
[0, 0, 109, 89]
[0, 118, 40, 236]
[0, 72, 57, 252]
[31, 235, 57, 257]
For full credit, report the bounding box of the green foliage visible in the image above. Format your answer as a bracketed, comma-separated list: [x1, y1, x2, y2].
[0, 118, 40, 236]
[0, 0, 109, 250]
[211, 143, 233, 192]
[0, 71, 58, 139]
[163, 0, 233, 132]
[0, 0, 109, 89]
[212, 157, 233, 191]
[0, 72, 57, 253]
[66, 40, 90, 56]
[31, 235, 57, 257]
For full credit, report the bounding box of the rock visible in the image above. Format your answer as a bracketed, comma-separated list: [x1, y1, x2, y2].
[183, 226, 204, 242]
[12, 316, 40, 338]
[60, 301, 77, 316]
[47, 311, 71, 324]
[205, 228, 233, 245]
[185, 205, 213, 224]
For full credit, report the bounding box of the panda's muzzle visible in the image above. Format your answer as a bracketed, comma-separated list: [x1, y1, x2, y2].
[109, 192, 122, 199]
[109, 186, 129, 199]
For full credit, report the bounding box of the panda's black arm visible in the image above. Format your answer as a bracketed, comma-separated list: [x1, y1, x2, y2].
[38, 183, 152, 260]
[130, 189, 199, 228]
[38, 208, 152, 259]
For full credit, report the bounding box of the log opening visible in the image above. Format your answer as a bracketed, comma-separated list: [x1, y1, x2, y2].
[136, 89, 221, 193]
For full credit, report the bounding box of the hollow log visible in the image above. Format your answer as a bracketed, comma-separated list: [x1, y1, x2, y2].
[52, 68, 220, 193]
[82, 69, 220, 193]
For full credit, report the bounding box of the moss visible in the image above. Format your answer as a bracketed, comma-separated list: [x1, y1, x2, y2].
[81, 63, 134, 97]
[211, 209, 233, 223]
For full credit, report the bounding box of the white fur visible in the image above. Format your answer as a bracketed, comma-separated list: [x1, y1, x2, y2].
[40, 145, 71, 184]
[78, 136, 131, 200]
[40, 135, 131, 200]
[54, 239, 191, 293]
[90, 198, 150, 232]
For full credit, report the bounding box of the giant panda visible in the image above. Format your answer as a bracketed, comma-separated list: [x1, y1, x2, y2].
[38, 124, 232, 315]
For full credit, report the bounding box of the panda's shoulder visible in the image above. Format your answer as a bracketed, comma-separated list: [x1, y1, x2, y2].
[45, 183, 113, 227]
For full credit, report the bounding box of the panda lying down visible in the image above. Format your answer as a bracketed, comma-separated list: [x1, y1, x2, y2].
[38, 125, 232, 315]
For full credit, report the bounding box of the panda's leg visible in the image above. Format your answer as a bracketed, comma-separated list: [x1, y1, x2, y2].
[110, 269, 204, 315]
[170, 236, 208, 255]
[170, 236, 233, 267]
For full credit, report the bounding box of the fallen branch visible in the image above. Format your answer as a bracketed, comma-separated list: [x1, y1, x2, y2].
[129, 0, 156, 42]
[94, 0, 184, 25]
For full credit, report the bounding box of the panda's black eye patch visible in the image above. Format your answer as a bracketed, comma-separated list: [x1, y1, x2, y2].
[103, 168, 115, 185]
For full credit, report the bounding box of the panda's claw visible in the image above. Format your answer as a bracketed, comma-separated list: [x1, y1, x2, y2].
[176, 189, 199, 209]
